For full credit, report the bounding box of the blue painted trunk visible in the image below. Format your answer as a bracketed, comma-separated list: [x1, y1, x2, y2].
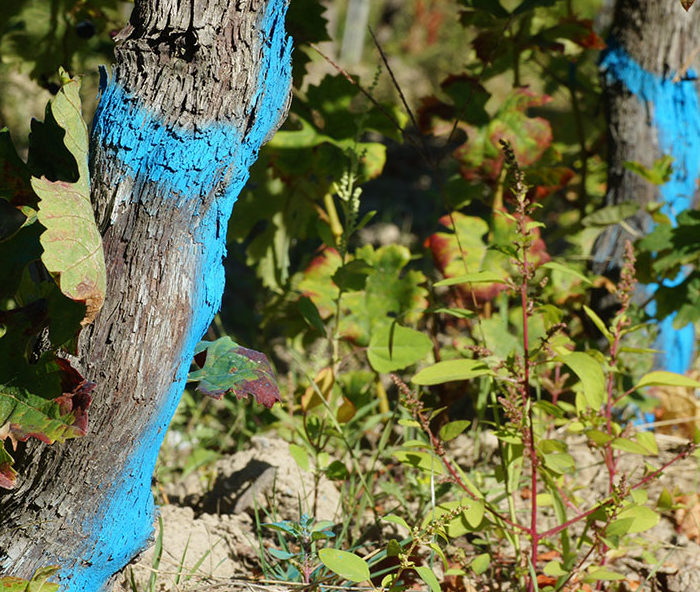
[600, 40, 697, 375]
[50, 1, 292, 589]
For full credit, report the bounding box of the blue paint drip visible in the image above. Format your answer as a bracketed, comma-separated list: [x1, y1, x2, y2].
[600, 41, 698, 374]
[61, 1, 292, 590]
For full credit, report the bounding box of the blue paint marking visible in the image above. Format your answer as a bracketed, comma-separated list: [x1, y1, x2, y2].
[600, 41, 697, 374]
[62, 1, 292, 590]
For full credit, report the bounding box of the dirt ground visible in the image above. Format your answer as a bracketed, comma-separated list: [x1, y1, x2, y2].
[112, 432, 700, 592]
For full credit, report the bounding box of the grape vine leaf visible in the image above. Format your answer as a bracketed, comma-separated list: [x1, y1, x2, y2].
[0, 565, 60, 592]
[188, 337, 281, 408]
[0, 358, 94, 489]
[30, 69, 106, 326]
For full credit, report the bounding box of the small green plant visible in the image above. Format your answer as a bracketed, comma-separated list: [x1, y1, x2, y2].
[263, 513, 336, 583]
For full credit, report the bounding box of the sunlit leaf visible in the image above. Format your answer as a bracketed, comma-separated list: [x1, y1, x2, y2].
[415, 566, 441, 592]
[367, 325, 432, 374]
[557, 352, 606, 409]
[634, 371, 700, 390]
[32, 70, 106, 325]
[189, 337, 281, 408]
[413, 359, 492, 386]
[318, 548, 370, 583]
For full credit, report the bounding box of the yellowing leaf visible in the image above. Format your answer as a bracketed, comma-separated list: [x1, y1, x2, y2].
[32, 71, 105, 325]
[634, 371, 700, 390]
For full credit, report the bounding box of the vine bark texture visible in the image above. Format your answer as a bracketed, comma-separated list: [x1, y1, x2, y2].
[0, 0, 292, 590]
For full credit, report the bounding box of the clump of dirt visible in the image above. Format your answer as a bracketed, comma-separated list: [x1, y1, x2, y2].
[112, 436, 341, 591]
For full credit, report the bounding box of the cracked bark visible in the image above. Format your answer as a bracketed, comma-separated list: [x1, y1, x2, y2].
[593, 0, 700, 274]
[0, 0, 291, 588]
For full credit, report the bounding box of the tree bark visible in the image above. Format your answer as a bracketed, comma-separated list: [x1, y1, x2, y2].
[593, 0, 699, 373]
[0, 0, 291, 589]
[594, 0, 700, 271]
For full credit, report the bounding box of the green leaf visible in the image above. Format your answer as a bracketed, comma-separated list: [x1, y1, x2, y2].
[542, 451, 575, 474]
[332, 260, 373, 291]
[586, 429, 613, 445]
[542, 261, 592, 285]
[543, 561, 567, 577]
[268, 548, 296, 560]
[622, 155, 673, 186]
[31, 71, 106, 325]
[318, 548, 370, 583]
[434, 270, 506, 287]
[415, 566, 441, 592]
[0, 381, 92, 449]
[298, 296, 325, 334]
[657, 488, 673, 510]
[636, 431, 658, 455]
[582, 305, 613, 343]
[324, 460, 349, 480]
[422, 499, 485, 537]
[382, 514, 410, 531]
[386, 539, 402, 557]
[611, 437, 649, 455]
[432, 307, 476, 319]
[412, 359, 492, 386]
[607, 505, 659, 536]
[634, 371, 700, 390]
[394, 450, 445, 475]
[557, 352, 606, 409]
[471, 553, 490, 575]
[288, 443, 310, 471]
[0, 441, 18, 490]
[582, 202, 639, 227]
[189, 337, 280, 407]
[439, 420, 471, 442]
[0, 566, 60, 592]
[585, 567, 625, 582]
[367, 324, 432, 374]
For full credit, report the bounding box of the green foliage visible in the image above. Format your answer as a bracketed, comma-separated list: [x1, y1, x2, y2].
[317, 548, 370, 583]
[32, 69, 106, 324]
[0, 72, 100, 489]
[0, 0, 124, 85]
[0, 566, 60, 592]
[637, 209, 700, 327]
[188, 337, 281, 408]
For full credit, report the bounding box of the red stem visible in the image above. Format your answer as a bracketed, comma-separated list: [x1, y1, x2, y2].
[517, 203, 539, 592]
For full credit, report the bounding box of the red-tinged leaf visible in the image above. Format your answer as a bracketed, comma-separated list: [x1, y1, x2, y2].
[681, 0, 695, 11]
[0, 441, 18, 489]
[0, 362, 94, 489]
[0, 379, 94, 448]
[32, 70, 106, 326]
[53, 359, 94, 436]
[189, 337, 281, 408]
[426, 213, 508, 304]
[427, 211, 549, 305]
[472, 30, 502, 63]
[0, 566, 60, 591]
[488, 93, 552, 169]
[417, 95, 456, 133]
[296, 248, 343, 317]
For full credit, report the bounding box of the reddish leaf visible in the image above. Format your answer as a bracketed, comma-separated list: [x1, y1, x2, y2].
[452, 90, 553, 182]
[681, 0, 695, 11]
[296, 248, 342, 317]
[189, 337, 281, 408]
[0, 441, 18, 489]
